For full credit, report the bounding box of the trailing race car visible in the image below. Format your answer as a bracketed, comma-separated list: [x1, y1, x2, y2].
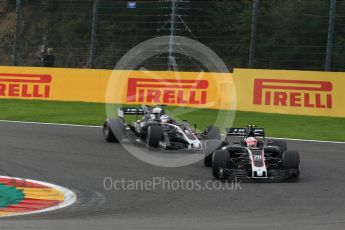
[103, 105, 207, 151]
[204, 125, 300, 181]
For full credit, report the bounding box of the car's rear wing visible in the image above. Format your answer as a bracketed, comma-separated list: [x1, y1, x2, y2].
[117, 105, 166, 118]
[225, 128, 265, 137]
[117, 107, 145, 117]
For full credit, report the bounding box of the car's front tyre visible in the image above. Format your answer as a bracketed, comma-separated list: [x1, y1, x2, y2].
[103, 118, 124, 143]
[204, 139, 222, 167]
[103, 122, 116, 142]
[146, 125, 163, 150]
[282, 151, 300, 181]
[212, 150, 228, 179]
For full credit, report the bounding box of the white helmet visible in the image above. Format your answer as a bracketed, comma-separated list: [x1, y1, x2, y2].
[152, 107, 162, 114]
[246, 137, 257, 147]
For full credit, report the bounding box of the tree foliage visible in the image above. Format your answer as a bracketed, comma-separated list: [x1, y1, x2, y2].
[3, 0, 345, 71]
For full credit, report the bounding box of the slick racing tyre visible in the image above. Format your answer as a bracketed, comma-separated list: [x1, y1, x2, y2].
[147, 125, 163, 150]
[204, 139, 222, 167]
[282, 151, 300, 181]
[212, 150, 228, 179]
[103, 118, 125, 143]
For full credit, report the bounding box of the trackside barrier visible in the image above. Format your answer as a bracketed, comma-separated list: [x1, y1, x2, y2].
[0, 66, 344, 117]
[0, 66, 235, 110]
[233, 68, 345, 117]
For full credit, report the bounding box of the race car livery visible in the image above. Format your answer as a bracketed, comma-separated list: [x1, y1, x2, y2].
[103, 105, 203, 151]
[204, 125, 300, 181]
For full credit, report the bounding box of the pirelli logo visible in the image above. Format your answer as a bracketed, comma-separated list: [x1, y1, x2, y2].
[253, 79, 333, 108]
[127, 78, 209, 104]
[0, 73, 52, 98]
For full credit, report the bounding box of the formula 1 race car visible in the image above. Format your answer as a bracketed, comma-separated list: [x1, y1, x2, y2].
[204, 125, 300, 181]
[103, 105, 209, 151]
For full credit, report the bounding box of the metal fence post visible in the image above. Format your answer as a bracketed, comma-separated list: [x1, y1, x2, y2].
[90, 0, 99, 68]
[12, 0, 22, 66]
[325, 0, 336, 71]
[168, 0, 178, 71]
[249, 0, 259, 68]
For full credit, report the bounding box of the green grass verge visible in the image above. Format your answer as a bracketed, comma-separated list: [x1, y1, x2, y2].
[0, 99, 344, 142]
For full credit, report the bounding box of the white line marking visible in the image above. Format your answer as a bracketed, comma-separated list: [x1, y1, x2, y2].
[0, 176, 77, 218]
[218, 134, 344, 144]
[0, 119, 101, 128]
[266, 136, 345, 144]
[0, 119, 344, 144]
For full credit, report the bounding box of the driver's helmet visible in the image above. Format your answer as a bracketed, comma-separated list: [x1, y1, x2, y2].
[152, 107, 165, 115]
[245, 137, 257, 148]
[160, 114, 171, 123]
[151, 107, 165, 119]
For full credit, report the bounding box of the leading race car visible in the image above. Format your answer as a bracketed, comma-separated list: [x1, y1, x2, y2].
[103, 105, 208, 151]
[204, 125, 300, 181]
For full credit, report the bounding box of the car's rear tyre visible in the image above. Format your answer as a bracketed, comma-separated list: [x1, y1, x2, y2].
[204, 126, 221, 140]
[103, 118, 124, 143]
[282, 151, 300, 181]
[204, 140, 222, 167]
[212, 150, 228, 179]
[147, 125, 163, 150]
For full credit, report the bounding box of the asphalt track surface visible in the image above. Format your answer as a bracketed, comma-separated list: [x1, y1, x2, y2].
[0, 121, 345, 230]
